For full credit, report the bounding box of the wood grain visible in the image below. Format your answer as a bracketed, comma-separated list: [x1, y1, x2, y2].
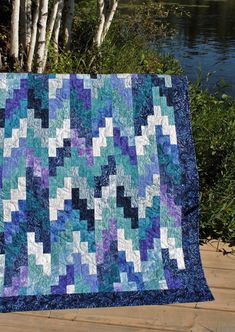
[200, 250, 235, 270]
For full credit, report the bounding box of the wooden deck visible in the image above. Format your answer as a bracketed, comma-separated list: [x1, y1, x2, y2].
[0, 241, 235, 332]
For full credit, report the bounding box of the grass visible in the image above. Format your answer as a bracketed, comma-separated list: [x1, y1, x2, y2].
[190, 84, 235, 245]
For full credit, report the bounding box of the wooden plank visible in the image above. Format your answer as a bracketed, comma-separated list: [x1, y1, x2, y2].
[204, 267, 235, 289]
[167, 307, 235, 332]
[2, 308, 235, 332]
[17, 311, 50, 318]
[0, 313, 173, 332]
[195, 287, 235, 312]
[40, 305, 235, 332]
[48, 304, 192, 321]
[200, 241, 221, 252]
[50, 307, 190, 331]
[163, 288, 235, 312]
[200, 241, 234, 253]
[200, 250, 235, 270]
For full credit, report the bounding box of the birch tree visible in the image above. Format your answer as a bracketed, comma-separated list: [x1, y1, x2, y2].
[94, 0, 119, 47]
[6, 0, 119, 72]
[10, 0, 20, 63]
[35, 0, 49, 73]
[27, 0, 39, 71]
[63, 0, 74, 51]
[42, 0, 61, 71]
[52, 0, 64, 53]
[20, 0, 32, 53]
[25, 0, 32, 52]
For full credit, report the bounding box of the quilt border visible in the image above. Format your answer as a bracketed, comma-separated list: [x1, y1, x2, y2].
[0, 74, 214, 313]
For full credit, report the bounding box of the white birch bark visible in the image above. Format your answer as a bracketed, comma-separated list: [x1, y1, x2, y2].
[10, 0, 20, 61]
[27, 0, 40, 72]
[47, 0, 60, 43]
[20, 0, 26, 51]
[25, 0, 32, 52]
[42, 0, 60, 71]
[101, 0, 118, 44]
[20, 0, 32, 53]
[63, 0, 74, 51]
[94, 0, 105, 47]
[94, 0, 118, 47]
[52, 0, 64, 53]
[35, 0, 48, 73]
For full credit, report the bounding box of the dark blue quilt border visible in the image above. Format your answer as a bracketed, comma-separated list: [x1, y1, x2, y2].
[0, 74, 213, 313]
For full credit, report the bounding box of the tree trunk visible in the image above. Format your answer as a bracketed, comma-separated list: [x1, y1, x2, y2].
[10, 0, 20, 64]
[35, 0, 48, 73]
[94, 0, 118, 48]
[25, 0, 32, 53]
[52, 0, 64, 54]
[63, 0, 74, 51]
[20, 0, 32, 52]
[101, 0, 118, 44]
[42, 0, 60, 71]
[94, 0, 105, 47]
[27, 0, 40, 72]
[20, 0, 26, 51]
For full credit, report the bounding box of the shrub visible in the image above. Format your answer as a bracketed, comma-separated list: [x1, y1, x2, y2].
[190, 85, 235, 245]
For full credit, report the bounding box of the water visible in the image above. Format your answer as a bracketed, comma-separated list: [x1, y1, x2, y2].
[122, 0, 235, 95]
[159, 0, 235, 95]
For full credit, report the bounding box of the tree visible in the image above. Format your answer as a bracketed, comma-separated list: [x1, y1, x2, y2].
[35, 0, 48, 73]
[42, 0, 64, 71]
[27, 0, 39, 71]
[94, 0, 119, 47]
[52, 0, 64, 54]
[10, 0, 20, 65]
[63, 0, 74, 51]
[3, 0, 119, 72]
[20, 0, 32, 54]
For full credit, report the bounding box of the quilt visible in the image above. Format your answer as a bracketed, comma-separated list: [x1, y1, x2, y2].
[0, 73, 213, 312]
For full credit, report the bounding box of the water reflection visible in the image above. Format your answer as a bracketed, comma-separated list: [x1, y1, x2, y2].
[159, 0, 235, 94]
[122, 0, 235, 95]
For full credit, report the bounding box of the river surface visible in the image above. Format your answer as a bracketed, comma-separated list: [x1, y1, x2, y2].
[122, 0, 235, 95]
[160, 0, 235, 94]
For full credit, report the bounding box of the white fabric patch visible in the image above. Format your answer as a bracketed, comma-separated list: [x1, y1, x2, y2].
[27, 232, 51, 275]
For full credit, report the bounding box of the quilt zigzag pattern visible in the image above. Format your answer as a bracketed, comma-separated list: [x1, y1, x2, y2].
[0, 73, 213, 312]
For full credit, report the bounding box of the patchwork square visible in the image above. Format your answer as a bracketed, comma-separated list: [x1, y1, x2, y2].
[0, 73, 213, 312]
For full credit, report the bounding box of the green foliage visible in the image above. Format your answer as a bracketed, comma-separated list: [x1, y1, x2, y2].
[0, 0, 10, 56]
[47, 0, 183, 75]
[190, 85, 235, 245]
[0, 33, 7, 42]
[119, 0, 190, 43]
[94, 41, 182, 74]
